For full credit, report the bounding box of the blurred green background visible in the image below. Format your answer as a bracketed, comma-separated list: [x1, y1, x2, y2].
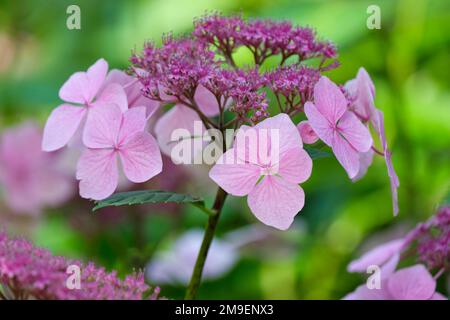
[0, 0, 449, 299]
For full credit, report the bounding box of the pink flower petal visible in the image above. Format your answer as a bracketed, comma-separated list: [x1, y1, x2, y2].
[95, 83, 128, 112]
[430, 293, 448, 300]
[209, 148, 261, 196]
[42, 104, 87, 151]
[154, 104, 205, 159]
[345, 67, 376, 122]
[331, 131, 360, 179]
[375, 110, 399, 216]
[194, 84, 220, 117]
[59, 59, 108, 104]
[252, 113, 303, 159]
[343, 282, 391, 300]
[119, 132, 162, 183]
[313, 76, 347, 124]
[297, 120, 319, 144]
[247, 176, 305, 230]
[104, 69, 160, 116]
[85, 58, 109, 102]
[278, 148, 312, 184]
[347, 238, 404, 273]
[117, 107, 148, 146]
[304, 101, 334, 146]
[351, 149, 374, 182]
[83, 104, 122, 149]
[76, 148, 118, 200]
[387, 265, 436, 300]
[337, 111, 373, 152]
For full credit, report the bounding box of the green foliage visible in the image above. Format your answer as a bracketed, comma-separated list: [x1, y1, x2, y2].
[93, 190, 205, 211]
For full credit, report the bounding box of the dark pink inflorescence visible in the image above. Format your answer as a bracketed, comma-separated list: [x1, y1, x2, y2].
[130, 13, 338, 124]
[404, 206, 450, 271]
[193, 13, 337, 66]
[0, 232, 161, 300]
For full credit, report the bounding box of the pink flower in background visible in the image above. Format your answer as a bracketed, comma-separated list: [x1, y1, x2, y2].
[42, 58, 128, 151]
[344, 265, 447, 300]
[0, 232, 161, 300]
[76, 104, 162, 200]
[0, 123, 73, 215]
[297, 120, 318, 144]
[154, 85, 222, 161]
[146, 229, 238, 284]
[345, 68, 399, 215]
[305, 76, 372, 179]
[103, 69, 160, 117]
[347, 238, 404, 277]
[209, 114, 312, 230]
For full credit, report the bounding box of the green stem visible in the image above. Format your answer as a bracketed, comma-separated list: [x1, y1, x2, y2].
[185, 187, 228, 300]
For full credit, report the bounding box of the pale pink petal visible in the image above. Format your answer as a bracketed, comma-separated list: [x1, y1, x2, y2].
[104, 69, 160, 116]
[253, 113, 303, 159]
[59, 72, 91, 104]
[83, 103, 122, 149]
[345, 68, 376, 122]
[76, 148, 118, 200]
[119, 132, 162, 183]
[95, 83, 128, 112]
[430, 293, 447, 300]
[297, 121, 319, 144]
[85, 58, 108, 102]
[388, 265, 436, 300]
[348, 238, 404, 273]
[278, 148, 312, 184]
[343, 282, 391, 300]
[154, 104, 205, 158]
[117, 107, 148, 145]
[304, 101, 334, 146]
[247, 176, 305, 230]
[331, 131, 360, 179]
[194, 84, 220, 117]
[380, 253, 400, 277]
[42, 104, 87, 151]
[209, 148, 261, 196]
[375, 110, 399, 216]
[337, 111, 373, 152]
[351, 149, 374, 182]
[313, 76, 347, 124]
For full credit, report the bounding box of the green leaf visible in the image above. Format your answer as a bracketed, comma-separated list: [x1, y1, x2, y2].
[93, 190, 207, 212]
[304, 146, 332, 160]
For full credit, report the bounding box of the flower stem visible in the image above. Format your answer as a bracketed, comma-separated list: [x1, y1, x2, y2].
[185, 187, 228, 300]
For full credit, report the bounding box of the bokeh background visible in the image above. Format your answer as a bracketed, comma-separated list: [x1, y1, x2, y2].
[0, 0, 449, 299]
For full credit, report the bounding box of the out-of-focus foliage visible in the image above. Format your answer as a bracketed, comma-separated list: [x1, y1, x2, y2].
[0, 0, 449, 299]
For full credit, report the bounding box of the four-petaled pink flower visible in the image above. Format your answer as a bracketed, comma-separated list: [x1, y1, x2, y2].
[42, 58, 128, 151]
[76, 104, 162, 200]
[344, 264, 447, 300]
[305, 76, 373, 179]
[209, 114, 312, 230]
